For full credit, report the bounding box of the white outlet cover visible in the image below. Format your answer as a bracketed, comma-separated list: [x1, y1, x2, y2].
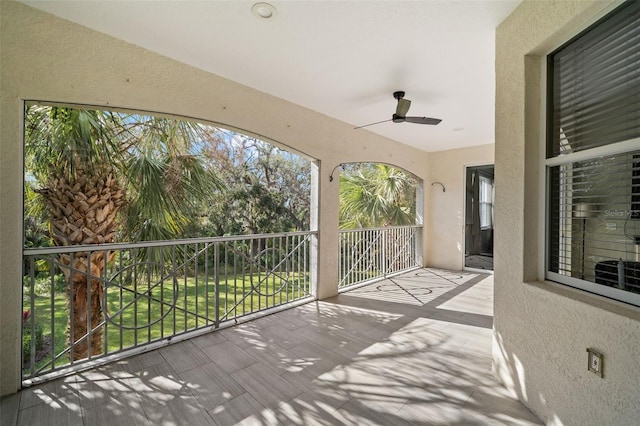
[587, 348, 604, 377]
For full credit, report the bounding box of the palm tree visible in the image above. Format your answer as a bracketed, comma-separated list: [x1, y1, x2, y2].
[339, 163, 416, 228]
[25, 105, 223, 360]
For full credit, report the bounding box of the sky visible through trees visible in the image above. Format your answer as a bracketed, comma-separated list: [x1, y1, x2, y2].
[24, 104, 418, 250]
[23, 105, 312, 249]
[21, 104, 419, 365]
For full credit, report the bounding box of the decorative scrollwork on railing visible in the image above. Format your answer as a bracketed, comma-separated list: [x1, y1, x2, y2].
[220, 235, 310, 321]
[22, 230, 315, 381]
[103, 261, 179, 330]
[248, 246, 294, 297]
[339, 226, 420, 288]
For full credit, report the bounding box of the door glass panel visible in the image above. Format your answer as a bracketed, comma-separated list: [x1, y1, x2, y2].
[465, 165, 494, 271]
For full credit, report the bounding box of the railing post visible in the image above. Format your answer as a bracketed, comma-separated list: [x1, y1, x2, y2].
[28, 256, 36, 376]
[415, 180, 425, 267]
[69, 252, 75, 364]
[309, 160, 319, 298]
[214, 241, 220, 329]
[382, 229, 387, 277]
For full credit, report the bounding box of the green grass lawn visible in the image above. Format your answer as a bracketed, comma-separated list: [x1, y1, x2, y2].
[22, 271, 310, 376]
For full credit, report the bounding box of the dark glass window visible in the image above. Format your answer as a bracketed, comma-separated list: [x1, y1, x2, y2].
[546, 1, 640, 305]
[547, 1, 640, 158]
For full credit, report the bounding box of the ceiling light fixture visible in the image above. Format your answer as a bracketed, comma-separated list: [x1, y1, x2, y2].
[252, 3, 277, 20]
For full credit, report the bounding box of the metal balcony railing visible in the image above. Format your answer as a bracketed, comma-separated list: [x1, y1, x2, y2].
[22, 231, 315, 383]
[338, 225, 422, 290]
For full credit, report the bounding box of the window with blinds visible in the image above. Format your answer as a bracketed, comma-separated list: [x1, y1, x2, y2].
[546, 1, 640, 306]
[479, 175, 494, 230]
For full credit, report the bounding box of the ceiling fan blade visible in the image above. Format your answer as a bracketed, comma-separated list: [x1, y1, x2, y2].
[404, 116, 442, 125]
[353, 118, 392, 129]
[396, 98, 411, 117]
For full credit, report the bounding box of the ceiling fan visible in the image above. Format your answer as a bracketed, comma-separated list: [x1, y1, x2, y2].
[354, 91, 442, 129]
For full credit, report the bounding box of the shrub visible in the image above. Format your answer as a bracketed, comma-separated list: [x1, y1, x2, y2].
[22, 321, 44, 363]
[23, 274, 66, 295]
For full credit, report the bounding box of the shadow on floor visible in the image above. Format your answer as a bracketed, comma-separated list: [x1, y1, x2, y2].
[1, 268, 541, 425]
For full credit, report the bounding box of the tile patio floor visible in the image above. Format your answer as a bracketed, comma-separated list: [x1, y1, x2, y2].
[1, 268, 542, 425]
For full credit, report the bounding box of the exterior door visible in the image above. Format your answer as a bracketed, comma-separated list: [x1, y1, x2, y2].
[464, 165, 494, 271]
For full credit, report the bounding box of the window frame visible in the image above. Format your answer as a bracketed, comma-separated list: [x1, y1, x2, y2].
[478, 174, 494, 231]
[545, 140, 640, 307]
[543, 1, 640, 307]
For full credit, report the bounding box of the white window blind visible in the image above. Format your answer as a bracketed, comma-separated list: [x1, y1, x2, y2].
[546, 1, 640, 306]
[547, 1, 640, 157]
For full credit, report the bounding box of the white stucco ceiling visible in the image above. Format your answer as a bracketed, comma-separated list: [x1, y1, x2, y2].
[21, 0, 521, 153]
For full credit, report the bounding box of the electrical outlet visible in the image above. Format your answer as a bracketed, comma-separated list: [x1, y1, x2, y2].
[587, 348, 603, 377]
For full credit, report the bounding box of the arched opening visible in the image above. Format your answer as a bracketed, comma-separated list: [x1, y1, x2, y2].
[22, 102, 316, 383]
[336, 162, 424, 289]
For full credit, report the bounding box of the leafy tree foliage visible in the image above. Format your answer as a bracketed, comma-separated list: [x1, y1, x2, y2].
[339, 163, 417, 228]
[24, 105, 312, 359]
[24, 104, 225, 359]
[199, 131, 311, 236]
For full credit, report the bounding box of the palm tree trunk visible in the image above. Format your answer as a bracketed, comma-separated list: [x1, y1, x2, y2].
[67, 263, 104, 359]
[39, 165, 123, 360]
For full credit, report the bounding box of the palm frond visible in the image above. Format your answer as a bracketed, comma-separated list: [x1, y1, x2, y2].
[339, 163, 416, 228]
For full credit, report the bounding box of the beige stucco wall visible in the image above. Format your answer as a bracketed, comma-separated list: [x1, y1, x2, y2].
[495, 0, 640, 424]
[426, 144, 494, 270]
[0, 2, 439, 396]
